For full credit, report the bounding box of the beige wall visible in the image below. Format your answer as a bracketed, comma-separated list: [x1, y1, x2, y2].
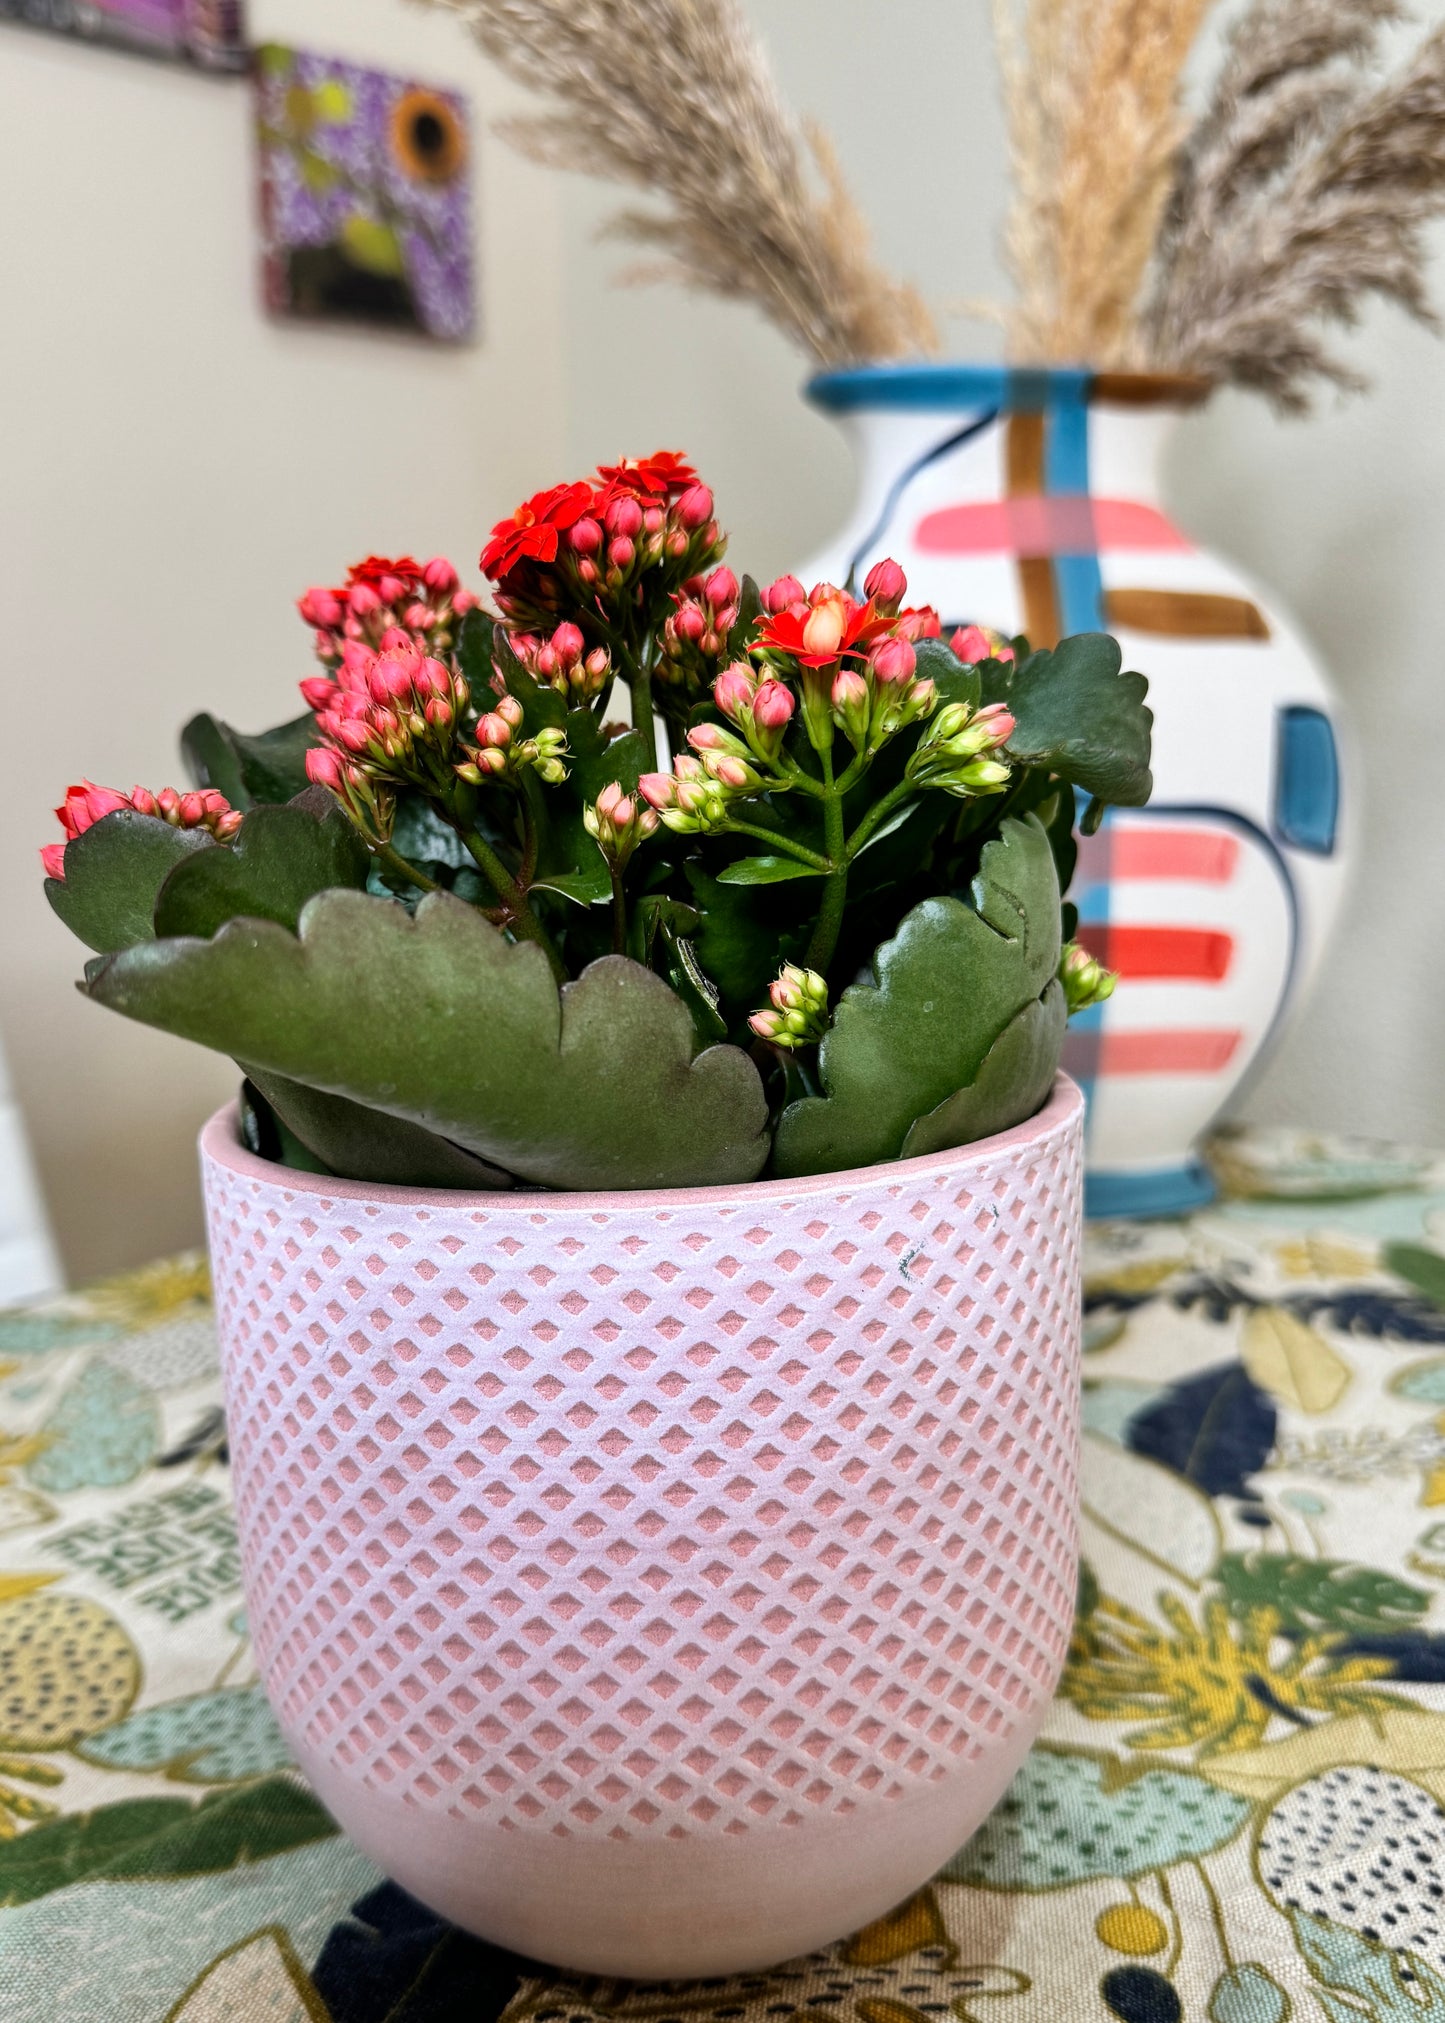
[3, 0, 1443, 1281]
[0, 0, 563, 1279]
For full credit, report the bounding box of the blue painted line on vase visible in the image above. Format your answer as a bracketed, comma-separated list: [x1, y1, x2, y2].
[843, 409, 1002, 593]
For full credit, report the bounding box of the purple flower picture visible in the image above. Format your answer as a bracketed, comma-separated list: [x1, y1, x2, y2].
[0, 0, 246, 69]
[254, 45, 475, 345]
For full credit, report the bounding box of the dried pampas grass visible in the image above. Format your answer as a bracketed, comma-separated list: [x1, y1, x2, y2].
[413, 0, 937, 367]
[996, 0, 1216, 368]
[1147, 0, 1445, 407]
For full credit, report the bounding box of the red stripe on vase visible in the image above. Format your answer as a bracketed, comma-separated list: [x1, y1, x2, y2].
[914, 497, 1192, 558]
[1075, 925, 1235, 982]
[1064, 1028, 1244, 1078]
[1076, 828, 1241, 886]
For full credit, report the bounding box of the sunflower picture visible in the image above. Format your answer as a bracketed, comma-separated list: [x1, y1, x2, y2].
[254, 44, 475, 344]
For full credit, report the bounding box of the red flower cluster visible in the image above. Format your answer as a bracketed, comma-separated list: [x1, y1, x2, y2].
[298, 554, 478, 670]
[43, 781, 240, 881]
[479, 453, 722, 639]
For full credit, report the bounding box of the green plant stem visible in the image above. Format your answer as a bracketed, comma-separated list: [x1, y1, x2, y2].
[805, 746, 849, 974]
[609, 868, 628, 955]
[844, 779, 917, 861]
[371, 842, 440, 896]
[460, 832, 566, 984]
[721, 820, 832, 870]
[623, 626, 660, 775]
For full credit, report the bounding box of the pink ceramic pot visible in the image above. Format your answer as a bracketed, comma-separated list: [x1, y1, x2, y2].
[201, 1075, 1085, 1979]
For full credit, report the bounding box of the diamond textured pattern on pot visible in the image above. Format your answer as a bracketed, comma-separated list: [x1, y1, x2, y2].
[204, 1114, 1082, 1841]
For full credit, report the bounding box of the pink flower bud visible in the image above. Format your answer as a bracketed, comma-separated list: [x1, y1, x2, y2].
[714, 666, 756, 720]
[711, 756, 749, 790]
[552, 622, 584, 666]
[753, 680, 795, 729]
[422, 556, 459, 595]
[577, 558, 599, 585]
[638, 772, 676, 810]
[950, 625, 992, 665]
[674, 603, 707, 646]
[497, 695, 525, 729]
[584, 647, 610, 680]
[864, 558, 907, 611]
[832, 669, 868, 711]
[643, 506, 664, 535]
[536, 646, 558, 678]
[299, 586, 343, 629]
[605, 496, 644, 539]
[676, 484, 714, 530]
[40, 842, 66, 881]
[802, 599, 848, 659]
[687, 723, 727, 751]
[476, 711, 512, 749]
[306, 748, 344, 788]
[348, 583, 382, 618]
[597, 781, 626, 821]
[569, 517, 603, 556]
[871, 636, 917, 686]
[704, 566, 739, 613]
[762, 574, 805, 615]
[976, 703, 1017, 746]
[378, 627, 415, 655]
[340, 640, 376, 681]
[300, 675, 336, 712]
[424, 697, 454, 729]
[608, 537, 636, 570]
[403, 603, 433, 632]
[453, 589, 480, 615]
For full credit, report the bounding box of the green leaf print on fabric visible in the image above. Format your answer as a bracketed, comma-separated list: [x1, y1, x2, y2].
[1291, 1908, 1445, 2022]
[0, 1778, 337, 1906]
[1208, 1964, 1291, 2023]
[941, 1748, 1250, 1889]
[76, 1686, 291, 1784]
[1215, 1554, 1430, 1637]
[27, 1361, 158, 1492]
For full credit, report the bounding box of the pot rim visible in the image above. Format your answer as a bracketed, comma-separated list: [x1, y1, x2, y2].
[807, 362, 1211, 413]
[201, 1072, 1083, 1217]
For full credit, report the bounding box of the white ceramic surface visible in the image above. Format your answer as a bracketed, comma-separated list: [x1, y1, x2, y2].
[800, 365, 1352, 1217]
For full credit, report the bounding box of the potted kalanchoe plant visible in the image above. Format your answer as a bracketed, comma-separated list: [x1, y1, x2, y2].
[43, 451, 1149, 1979]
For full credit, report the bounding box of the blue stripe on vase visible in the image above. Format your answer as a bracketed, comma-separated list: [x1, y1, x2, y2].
[1045, 388, 1106, 636]
[807, 363, 1095, 414]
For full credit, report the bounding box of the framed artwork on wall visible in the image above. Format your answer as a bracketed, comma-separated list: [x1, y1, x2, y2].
[254, 45, 476, 345]
[0, 0, 247, 69]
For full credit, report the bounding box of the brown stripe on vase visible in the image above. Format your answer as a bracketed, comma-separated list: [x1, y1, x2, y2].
[1105, 588, 1271, 640]
[1006, 411, 1060, 648]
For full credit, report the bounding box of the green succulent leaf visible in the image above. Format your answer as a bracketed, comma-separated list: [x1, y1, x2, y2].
[153, 801, 369, 939]
[182, 711, 317, 808]
[46, 812, 217, 955]
[685, 865, 807, 1015]
[84, 889, 769, 1191]
[913, 636, 983, 714]
[902, 979, 1066, 1160]
[772, 814, 1063, 1178]
[244, 1069, 515, 1190]
[735, 573, 765, 638]
[532, 867, 609, 906]
[716, 855, 829, 886]
[999, 633, 1153, 807]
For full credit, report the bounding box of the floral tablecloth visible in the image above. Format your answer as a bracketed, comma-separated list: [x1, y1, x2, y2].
[5, 1127, 1445, 2021]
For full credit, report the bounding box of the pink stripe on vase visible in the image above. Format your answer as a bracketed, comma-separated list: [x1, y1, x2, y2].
[1075, 828, 1242, 886]
[914, 498, 1193, 558]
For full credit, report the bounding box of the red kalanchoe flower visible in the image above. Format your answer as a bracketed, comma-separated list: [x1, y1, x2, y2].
[344, 557, 427, 610]
[756, 590, 892, 669]
[594, 451, 699, 503]
[481, 482, 595, 580]
[43, 780, 239, 880]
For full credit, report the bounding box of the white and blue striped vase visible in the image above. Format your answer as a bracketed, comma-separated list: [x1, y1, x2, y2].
[798, 364, 1352, 1218]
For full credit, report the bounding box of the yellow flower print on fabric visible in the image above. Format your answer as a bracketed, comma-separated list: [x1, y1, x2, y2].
[1064, 1591, 1397, 1756]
